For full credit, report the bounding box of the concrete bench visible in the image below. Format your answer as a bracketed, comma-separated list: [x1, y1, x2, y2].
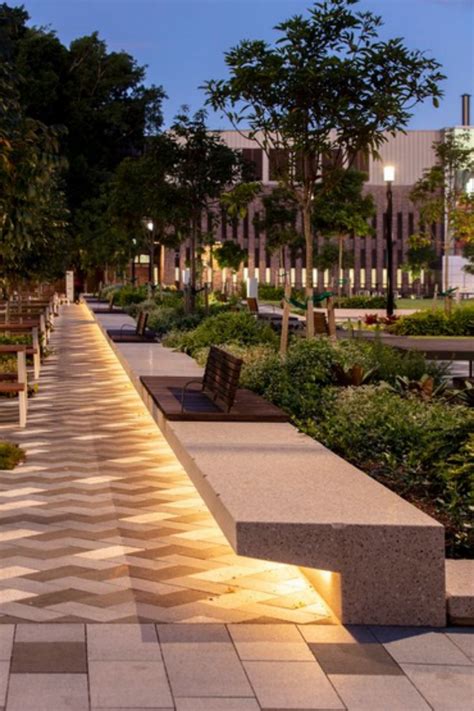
[88, 301, 447, 627]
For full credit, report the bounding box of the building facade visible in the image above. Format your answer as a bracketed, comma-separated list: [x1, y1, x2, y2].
[156, 120, 473, 296]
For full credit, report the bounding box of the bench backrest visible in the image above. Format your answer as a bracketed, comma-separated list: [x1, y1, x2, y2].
[314, 312, 329, 335]
[247, 297, 259, 314]
[202, 346, 243, 412]
[136, 311, 148, 336]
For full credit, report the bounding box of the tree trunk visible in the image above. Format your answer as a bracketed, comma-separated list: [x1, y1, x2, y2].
[158, 242, 164, 300]
[303, 201, 314, 338]
[189, 211, 199, 312]
[338, 235, 343, 297]
[444, 203, 451, 315]
[280, 248, 290, 356]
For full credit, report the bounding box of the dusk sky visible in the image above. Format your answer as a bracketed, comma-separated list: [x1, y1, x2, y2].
[24, 0, 474, 130]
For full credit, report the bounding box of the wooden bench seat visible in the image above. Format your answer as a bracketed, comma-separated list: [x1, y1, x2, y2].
[141, 347, 288, 422]
[0, 345, 28, 426]
[107, 312, 156, 343]
[92, 292, 126, 315]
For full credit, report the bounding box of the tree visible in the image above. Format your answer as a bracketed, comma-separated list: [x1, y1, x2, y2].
[204, 0, 444, 335]
[254, 187, 304, 353]
[410, 131, 474, 308]
[171, 108, 246, 310]
[108, 134, 185, 292]
[312, 169, 374, 295]
[214, 241, 247, 294]
[0, 59, 69, 290]
[403, 232, 438, 296]
[0, 4, 166, 278]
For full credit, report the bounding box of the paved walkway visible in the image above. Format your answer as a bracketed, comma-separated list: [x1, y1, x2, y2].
[0, 304, 471, 710]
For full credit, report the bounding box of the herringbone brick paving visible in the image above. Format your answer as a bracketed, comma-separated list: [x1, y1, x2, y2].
[0, 304, 331, 624]
[0, 305, 472, 710]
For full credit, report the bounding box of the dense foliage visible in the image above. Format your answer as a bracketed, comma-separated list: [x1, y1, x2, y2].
[0, 3, 165, 283]
[307, 387, 473, 556]
[164, 311, 278, 354]
[388, 306, 474, 336]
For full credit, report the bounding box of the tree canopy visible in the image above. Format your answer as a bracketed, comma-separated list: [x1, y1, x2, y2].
[205, 0, 445, 334]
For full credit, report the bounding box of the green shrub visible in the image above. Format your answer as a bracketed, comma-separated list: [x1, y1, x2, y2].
[147, 306, 204, 337]
[388, 305, 474, 336]
[258, 284, 284, 301]
[307, 385, 474, 557]
[334, 295, 389, 309]
[0, 441, 26, 470]
[239, 337, 446, 419]
[165, 311, 278, 355]
[115, 285, 148, 307]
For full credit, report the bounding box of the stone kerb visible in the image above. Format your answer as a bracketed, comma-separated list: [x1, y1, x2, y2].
[85, 299, 447, 627]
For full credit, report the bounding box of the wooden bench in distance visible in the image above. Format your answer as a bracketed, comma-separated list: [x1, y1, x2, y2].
[92, 292, 126, 315]
[0, 325, 41, 379]
[106, 311, 156, 343]
[0, 345, 28, 427]
[141, 345, 288, 422]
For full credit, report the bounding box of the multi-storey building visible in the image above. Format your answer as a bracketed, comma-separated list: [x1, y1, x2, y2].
[158, 100, 474, 296]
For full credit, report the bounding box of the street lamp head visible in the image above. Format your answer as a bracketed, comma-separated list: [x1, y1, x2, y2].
[383, 165, 395, 183]
[146, 220, 154, 231]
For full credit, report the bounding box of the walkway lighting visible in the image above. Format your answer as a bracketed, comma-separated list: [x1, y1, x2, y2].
[384, 165, 395, 317]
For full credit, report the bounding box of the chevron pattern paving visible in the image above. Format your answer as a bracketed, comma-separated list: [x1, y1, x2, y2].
[0, 304, 332, 624]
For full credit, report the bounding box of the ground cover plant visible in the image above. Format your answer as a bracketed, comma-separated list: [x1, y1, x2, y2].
[0, 441, 26, 470]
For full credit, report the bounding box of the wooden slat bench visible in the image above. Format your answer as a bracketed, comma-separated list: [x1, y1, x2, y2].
[92, 292, 126, 315]
[0, 345, 28, 427]
[141, 346, 288, 422]
[107, 311, 156, 343]
[0, 325, 41, 379]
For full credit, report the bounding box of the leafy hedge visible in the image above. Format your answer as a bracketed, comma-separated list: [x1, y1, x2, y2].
[258, 285, 284, 301]
[256, 289, 391, 309]
[388, 306, 474, 336]
[333, 295, 389, 309]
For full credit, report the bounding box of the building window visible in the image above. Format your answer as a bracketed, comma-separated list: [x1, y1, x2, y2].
[352, 150, 369, 175]
[242, 148, 263, 180]
[269, 149, 289, 181]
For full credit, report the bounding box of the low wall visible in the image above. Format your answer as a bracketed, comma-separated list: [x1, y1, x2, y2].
[85, 301, 447, 626]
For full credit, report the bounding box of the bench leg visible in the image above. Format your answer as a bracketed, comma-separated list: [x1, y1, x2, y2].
[32, 328, 40, 379]
[17, 351, 28, 428]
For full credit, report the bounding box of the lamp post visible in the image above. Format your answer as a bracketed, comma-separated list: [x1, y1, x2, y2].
[131, 238, 137, 285]
[383, 165, 395, 317]
[146, 220, 154, 285]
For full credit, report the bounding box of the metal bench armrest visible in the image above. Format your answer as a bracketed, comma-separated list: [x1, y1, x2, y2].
[180, 378, 203, 412]
[120, 323, 135, 334]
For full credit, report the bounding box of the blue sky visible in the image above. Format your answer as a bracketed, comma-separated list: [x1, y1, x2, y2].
[25, 0, 474, 130]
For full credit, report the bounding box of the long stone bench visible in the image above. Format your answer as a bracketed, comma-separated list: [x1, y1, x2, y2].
[86, 299, 447, 626]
